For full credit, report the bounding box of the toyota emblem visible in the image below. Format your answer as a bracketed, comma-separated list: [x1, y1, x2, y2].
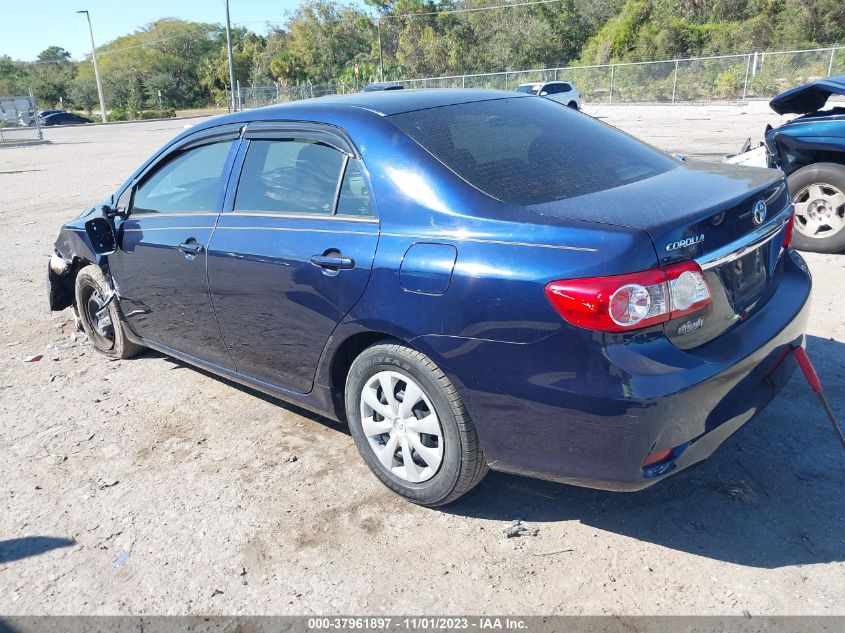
[752, 199, 767, 225]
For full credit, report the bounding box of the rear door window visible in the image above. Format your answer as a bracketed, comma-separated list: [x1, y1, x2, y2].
[389, 97, 676, 205]
[234, 139, 345, 215]
[336, 161, 374, 217]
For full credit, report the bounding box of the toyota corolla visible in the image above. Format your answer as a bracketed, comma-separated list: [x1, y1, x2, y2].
[49, 90, 811, 505]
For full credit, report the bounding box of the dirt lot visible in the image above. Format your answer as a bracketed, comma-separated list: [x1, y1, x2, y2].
[1, 106, 843, 616]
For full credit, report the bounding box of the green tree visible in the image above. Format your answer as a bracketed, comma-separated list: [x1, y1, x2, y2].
[0, 56, 31, 95]
[68, 77, 98, 114]
[270, 51, 304, 85]
[287, 1, 376, 83]
[31, 46, 76, 107]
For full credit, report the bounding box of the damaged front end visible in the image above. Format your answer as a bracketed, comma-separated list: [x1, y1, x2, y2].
[48, 203, 120, 312]
[725, 75, 845, 172]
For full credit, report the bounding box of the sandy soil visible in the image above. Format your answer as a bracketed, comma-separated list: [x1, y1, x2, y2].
[0, 108, 843, 616]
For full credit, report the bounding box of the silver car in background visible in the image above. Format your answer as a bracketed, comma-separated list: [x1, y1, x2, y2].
[515, 81, 581, 110]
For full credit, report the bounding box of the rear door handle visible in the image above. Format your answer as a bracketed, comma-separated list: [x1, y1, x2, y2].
[178, 240, 204, 257]
[311, 254, 355, 270]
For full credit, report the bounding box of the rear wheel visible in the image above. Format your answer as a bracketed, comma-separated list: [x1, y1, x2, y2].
[75, 264, 143, 359]
[344, 341, 487, 506]
[567, 101, 579, 110]
[788, 163, 845, 253]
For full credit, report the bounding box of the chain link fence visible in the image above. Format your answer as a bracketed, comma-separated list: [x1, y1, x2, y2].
[0, 93, 42, 144]
[402, 46, 845, 104]
[233, 45, 843, 110]
[228, 82, 360, 110]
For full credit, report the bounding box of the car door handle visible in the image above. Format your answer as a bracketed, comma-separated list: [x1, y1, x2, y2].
[311, 254, 355, 270]
[178, 240, 204, 257]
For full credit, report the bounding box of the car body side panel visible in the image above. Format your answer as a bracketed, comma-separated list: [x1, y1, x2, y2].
[207, 213, 380, 393]
[111, 214, 235, 368]
[766, 115, 845, 174]
[410, 249, 810, 489]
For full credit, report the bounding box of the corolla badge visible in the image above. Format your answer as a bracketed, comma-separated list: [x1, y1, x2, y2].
[752, 199, 767, 225]
[665, 234, 705, 252]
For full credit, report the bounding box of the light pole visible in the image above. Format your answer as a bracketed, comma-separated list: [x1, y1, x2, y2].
[376, 18, 384, 82]
[224, 0, 237, 112]
[76, 10, 107, 123]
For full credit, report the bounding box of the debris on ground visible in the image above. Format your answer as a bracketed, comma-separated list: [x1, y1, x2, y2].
[24, 354, 43, 362]
[533, 548, 574, 556]
[211, 588, 224, 597]
[717, 479, 759, 503]
[112, 549, 131, 568]
[284, 455, 299, 463]
[502, 520, 540, 538]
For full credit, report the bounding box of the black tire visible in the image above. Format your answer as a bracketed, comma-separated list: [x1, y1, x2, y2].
[787, 162, 845, 253]
[74, 264, 144, 359]
[567, 101, 579, 110]
[345, 341, 488, 506]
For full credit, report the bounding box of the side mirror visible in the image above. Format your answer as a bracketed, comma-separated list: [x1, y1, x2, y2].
[539, 91, 548, 96]
[85, 217, 117, 256]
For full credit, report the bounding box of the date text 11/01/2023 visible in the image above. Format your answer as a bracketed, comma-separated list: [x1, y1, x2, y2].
[307, 617, 529, 630]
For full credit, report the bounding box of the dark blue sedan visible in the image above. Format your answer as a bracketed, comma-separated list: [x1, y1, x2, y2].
[49, 90, 810, 505]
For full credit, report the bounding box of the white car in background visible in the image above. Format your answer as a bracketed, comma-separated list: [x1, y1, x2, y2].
[515, 81, 581, 110]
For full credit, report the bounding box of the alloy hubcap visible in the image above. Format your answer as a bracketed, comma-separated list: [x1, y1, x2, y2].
[360, 370, 444, 483]
[793, 183, 845, 239]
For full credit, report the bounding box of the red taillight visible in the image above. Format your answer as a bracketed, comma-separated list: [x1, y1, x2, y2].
[643, 448, 673, 467]
[783, 209, 795, 248]
[545, 260, 711, 333]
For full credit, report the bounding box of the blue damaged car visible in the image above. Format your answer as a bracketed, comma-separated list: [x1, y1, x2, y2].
[729, 74, 845, 253]
[49, 90, 810, 505]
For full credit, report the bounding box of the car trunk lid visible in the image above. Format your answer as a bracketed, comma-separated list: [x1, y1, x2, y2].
[529, 160, 792, 347]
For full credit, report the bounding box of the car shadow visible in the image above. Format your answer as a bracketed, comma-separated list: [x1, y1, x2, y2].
[0, 536, 75, 564]
[444, 334, 845, 569]
[155, 352, 349, 436]
[135, 335, 842, 569]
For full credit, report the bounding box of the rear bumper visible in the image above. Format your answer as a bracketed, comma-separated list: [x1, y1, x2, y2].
[416, 249, 812, 491]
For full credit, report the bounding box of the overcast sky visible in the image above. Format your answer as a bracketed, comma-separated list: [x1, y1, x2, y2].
[0, 0, 312, 61]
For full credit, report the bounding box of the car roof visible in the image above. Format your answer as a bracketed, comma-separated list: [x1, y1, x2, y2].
[189, 89, 528, 133]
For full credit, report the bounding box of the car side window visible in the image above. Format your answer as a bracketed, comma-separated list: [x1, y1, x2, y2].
[132, 140, 234, 214]
[336, 160, 374, 217]
[234, 139, 345, 215]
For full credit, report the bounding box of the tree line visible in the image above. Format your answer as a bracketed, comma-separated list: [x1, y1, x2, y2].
[1, 0, 842, 117]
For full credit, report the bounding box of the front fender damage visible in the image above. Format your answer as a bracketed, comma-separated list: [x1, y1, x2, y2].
[48, 220, 103, 312]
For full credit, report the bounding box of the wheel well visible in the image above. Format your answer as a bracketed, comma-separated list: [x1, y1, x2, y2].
[778, 145, 845, 176]
[329, 331, 400, 422]
[49, 256, 92, 311]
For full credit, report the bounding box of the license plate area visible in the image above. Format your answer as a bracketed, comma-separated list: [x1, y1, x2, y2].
[713, 241, 771, 315]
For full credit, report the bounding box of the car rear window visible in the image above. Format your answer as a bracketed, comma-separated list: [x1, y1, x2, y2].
[389, 96, 677, 205]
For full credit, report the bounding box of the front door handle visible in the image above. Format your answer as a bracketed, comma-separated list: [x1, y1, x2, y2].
[311, 254, 355, 270]
[178, 239, 204, 258]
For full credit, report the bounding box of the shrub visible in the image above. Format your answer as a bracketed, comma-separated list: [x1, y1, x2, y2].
[138, 109, 176, 119]
[107, 108, 128, 122]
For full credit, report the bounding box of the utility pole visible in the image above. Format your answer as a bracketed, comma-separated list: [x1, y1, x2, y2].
[76, 10, 107, 123]
[376, 18, 384, 82]
[224, 0, 237, 112]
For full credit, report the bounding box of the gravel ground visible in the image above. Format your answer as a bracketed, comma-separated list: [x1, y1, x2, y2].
[0, 106, 843, 616]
